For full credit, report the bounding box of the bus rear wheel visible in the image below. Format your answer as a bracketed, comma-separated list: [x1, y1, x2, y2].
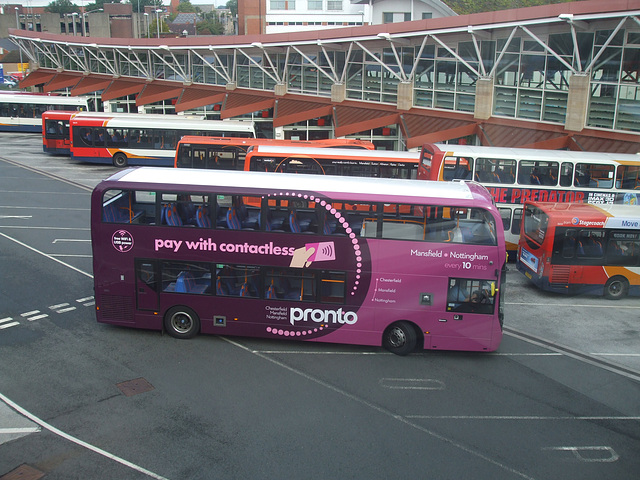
[604, 276, 629, 300]
[164, 306, 200, 339]
[113, 152, 128, 168]
[382, 321, 417, 356]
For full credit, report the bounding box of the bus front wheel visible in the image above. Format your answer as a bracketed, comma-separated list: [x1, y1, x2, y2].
[382, 321, 417, 356]
[604, 276, 629, 300]
[113, 152, 128, 168]
[164, 306, 200, 339]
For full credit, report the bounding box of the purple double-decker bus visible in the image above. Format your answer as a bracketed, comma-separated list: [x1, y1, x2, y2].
[91, 167, 506, 355]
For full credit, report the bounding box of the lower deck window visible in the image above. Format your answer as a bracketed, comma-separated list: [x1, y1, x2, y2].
[136, 260, 347, 304]
[446, 278, 496, 314]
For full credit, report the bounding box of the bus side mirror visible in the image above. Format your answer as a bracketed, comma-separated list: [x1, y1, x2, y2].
[491, 282, 497, 296]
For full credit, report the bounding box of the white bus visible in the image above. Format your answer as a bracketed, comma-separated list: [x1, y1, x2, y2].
[0, 91, 91, 133]
[419, 143, 640, 252]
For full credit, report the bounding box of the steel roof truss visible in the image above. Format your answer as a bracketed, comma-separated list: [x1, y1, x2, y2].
[150, 48, 187, 82]
[33, 41, 62, 69]
[291, 45, 337, 83]
[64, 46, 87, 72]
[584, 17, 628, 73]
[520, 26, 576, 75]
[339, 42, 355, 85]
[318, 44, 340, 81]
[489, 27, 519, 77]
[408, 35, 430, 81]
[87, 47, 117, 77]
[470, 32, 487, 77]
[191, 50, 232, 84]
[354, 41, 405, 82]
[430, 34, 481, 77]
[123, 48, 151, 79]
[237, 48, 280, 84]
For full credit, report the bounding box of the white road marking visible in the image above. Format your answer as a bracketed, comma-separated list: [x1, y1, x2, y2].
[380, 378, 445, 390]
[0, 392, 170, 480]
[0, 232, 93, 279]
[52, 239, 91, 243]
[0, 427, 41, 434]
[0, 317, 19, 329]
[543, 446, 619, 463]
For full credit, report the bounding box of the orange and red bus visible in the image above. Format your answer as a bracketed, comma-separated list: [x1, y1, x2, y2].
[42, 110, 75, 154]
[69, 112, 256, 167]
[517, 201, 640, 299]
[244, 144, 419, 178]
[174, 136, 375, 170]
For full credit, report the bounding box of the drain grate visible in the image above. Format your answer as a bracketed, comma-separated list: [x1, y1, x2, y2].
[116, 377, 155, 397]
[0, 464, 44, 480]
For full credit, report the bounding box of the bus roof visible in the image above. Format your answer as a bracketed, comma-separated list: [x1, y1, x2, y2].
[0, 92, 89, 105]
[102, 167, 490, 204]
[426, 143, 640, 164]
[248, 144, 420, 160]
[527, 201, 640, 226]
[71, 113, 254, 132]
[177, 136, 375, 149]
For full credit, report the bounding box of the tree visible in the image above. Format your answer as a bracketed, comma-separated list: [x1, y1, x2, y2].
[177, 0, 200, 13]
[445, 0, 573, 15]
[129, 0, 164, 14]
[197, 16, 224, 36]
[226, 0, 237, 18]
[45, 0, 78, 14]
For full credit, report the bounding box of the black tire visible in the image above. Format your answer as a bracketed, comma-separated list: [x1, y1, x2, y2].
[112, 152, 128, 168]
[164, 306, 200, 339]
[604, 276, 629, 300]
[382, 321, 417, 356]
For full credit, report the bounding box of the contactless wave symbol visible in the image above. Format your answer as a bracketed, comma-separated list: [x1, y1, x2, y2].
[306, 241, 336, 262]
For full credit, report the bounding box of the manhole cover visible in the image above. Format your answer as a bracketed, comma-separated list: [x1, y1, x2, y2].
[0, 464, 44, 480]
[116, 378, 155, 397]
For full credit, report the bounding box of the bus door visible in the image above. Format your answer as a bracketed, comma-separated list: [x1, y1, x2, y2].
[135, 259, 160, 311]
[443, 277, 500, 340]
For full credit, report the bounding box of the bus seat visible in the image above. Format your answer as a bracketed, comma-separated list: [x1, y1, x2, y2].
[216, 276, 228, 296]
[175, 272, 208, 294]
[164, 203, 183, 227]
[239, 282, 250, 297]
[289, 211, 302, 233]
[196, 206, 212, 228]
[226, 208, 242, 229]
[323, 213, 336, 234]
[266, 283, 277, 299]
[103, 203, 124, 223]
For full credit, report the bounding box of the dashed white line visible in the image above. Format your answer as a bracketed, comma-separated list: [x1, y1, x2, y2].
[0, 317, 19, 329]
[20, 310, 40, 317]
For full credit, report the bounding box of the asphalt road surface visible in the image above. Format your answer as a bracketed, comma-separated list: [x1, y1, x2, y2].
[1, 133, 639, 480]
